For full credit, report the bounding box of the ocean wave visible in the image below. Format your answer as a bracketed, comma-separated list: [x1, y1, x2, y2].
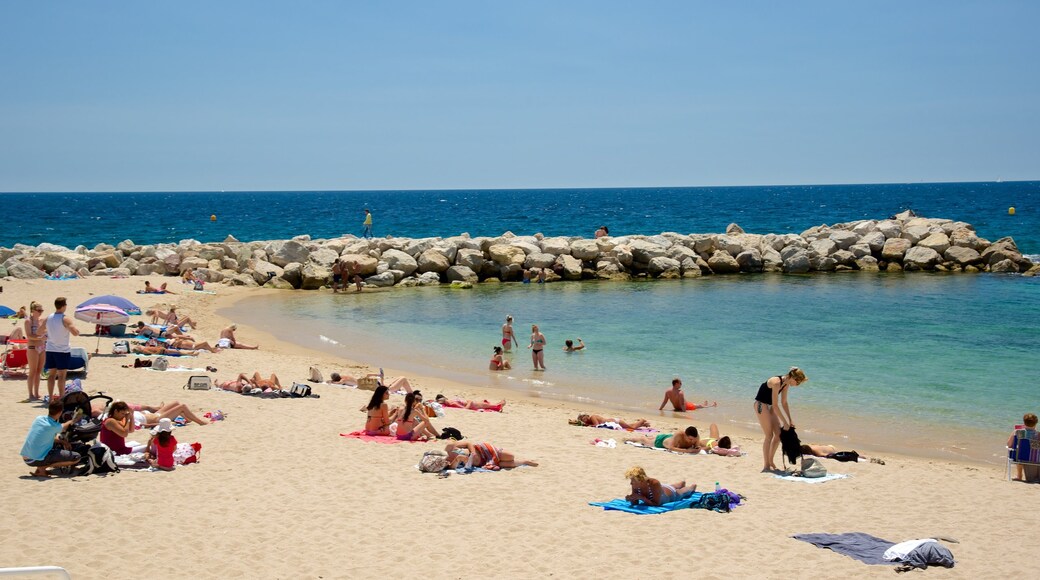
[1024, 254, 1040, 262]
[319, 335, 340, 345]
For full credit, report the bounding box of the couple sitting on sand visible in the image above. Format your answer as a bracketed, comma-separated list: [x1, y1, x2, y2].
[624, 423, 733, 454]
[363, 385, 439, 441]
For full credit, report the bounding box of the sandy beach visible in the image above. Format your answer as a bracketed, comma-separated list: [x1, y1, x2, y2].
[1, 275, 1037, 579]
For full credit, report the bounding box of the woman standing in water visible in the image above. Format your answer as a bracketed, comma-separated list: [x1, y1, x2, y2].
[752, 367, 807, 472]
[528, 324, 547, 371]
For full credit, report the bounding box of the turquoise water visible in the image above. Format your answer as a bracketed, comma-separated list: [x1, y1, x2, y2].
[229, 271, 1040, 463]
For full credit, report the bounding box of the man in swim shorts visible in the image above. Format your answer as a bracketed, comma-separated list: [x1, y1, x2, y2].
[659, 377, 687, 412]
[501, 315, 517, 352]
[625, 426, 701, 454]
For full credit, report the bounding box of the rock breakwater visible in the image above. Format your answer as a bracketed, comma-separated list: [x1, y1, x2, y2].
[2, 211, 1036, 288]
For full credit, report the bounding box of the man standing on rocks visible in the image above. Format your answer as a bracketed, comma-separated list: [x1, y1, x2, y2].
[362, 208, 373, 239]
[45, 297, 80, 400]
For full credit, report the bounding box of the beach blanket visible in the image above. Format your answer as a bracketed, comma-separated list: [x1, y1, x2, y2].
[340, 431, 420, 444]
[774, 473, 849, 484]
[792, 533, 896, 566]
[590, 491, 742, 514]
[146, 367, 206, 373]
[133, 335, 169, 343]
[624, 440, 706, 455]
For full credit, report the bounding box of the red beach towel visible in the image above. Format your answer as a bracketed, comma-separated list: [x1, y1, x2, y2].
[339, 431, 419, 444]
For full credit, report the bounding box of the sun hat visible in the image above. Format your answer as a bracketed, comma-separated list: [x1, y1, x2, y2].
[152, 417, 173, 434]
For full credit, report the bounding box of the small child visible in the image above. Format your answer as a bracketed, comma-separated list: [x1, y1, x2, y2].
[146, 418, 178, 471]
[1008, 413, 1039, 482]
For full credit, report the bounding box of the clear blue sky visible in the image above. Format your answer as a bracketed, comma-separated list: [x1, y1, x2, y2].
[1, 1, 1037, 192]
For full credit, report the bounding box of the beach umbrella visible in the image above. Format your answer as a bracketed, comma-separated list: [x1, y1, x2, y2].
[77, 295, 141, 315]
[0, 305, 15, 317]
[74, 304, 130, 353]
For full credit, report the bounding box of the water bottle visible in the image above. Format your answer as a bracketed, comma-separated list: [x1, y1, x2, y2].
[715, 481, 720, 493]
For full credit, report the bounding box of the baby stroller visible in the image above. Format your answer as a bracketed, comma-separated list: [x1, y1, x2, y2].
[59, 390, 113, 444]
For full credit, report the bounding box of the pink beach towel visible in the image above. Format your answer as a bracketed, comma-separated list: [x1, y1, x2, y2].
[340, 431, 419, 444]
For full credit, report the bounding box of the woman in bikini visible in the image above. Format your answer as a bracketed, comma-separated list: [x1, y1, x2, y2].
[625, 466, 697, 506]
[163, 307, 197, 330]
[575, 413, 650, 430]
[489, 346, 511, 371]
[434, 395, 505, 411]
[444, 440, 538, 470]
[753, 366, 807, 472]
[23, 301, 47, 401]
[362, 385, 393, 436]
[528, 324, 546, 371]
[394, 391, 438, 441]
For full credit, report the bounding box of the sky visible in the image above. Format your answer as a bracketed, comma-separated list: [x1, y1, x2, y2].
[0, 1, 1037, 192]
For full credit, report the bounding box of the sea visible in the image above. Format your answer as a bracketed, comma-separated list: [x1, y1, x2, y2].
[5, 182, 1039, 464]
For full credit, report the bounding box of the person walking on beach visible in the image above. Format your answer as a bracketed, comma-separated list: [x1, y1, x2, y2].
[44, 297, 80, 400]
[753, 367, 808, 472]
[362, 208, 373, 239]
[501, 315, 518, 352]
[528, 324, 547, 371]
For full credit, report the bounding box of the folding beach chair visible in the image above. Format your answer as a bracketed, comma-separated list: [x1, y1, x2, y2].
[1, 340, 29, 378]
[1007, 428, 1040, 481]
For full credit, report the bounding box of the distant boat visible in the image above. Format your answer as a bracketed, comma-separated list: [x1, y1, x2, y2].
[996, 177, 1003, 183]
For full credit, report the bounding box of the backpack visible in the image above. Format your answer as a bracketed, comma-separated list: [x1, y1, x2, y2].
[308, 367, 323, 383]
[152, 357, 169, 371]
[112, 340, 130, 355]
[77, 443, 120, 476]
[418, 451, 448, 473]
[799, 457, 827, 478]
[290, 382, 312, 397]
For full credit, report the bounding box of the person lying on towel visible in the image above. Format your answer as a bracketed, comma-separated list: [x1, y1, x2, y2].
[625, 466, 697, 506]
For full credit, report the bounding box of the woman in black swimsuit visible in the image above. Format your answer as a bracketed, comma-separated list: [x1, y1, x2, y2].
[752, 367, 807, 472]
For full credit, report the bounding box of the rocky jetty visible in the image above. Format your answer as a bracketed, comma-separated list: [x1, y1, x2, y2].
[2, 211, 1036, 289]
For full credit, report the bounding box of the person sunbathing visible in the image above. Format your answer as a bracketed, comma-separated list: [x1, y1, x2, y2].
[328, 372, 358, 385]
[799, 443, 885, 464]
[434, 395, 505, 411]
[141, 280, 175, 294]
[574, 413, 650, 430]
[137, 319, 191, 338]
[218, 325, 259, 350]
[696, 423, 733, 452]
[445, 440, 538, 470]
[249, 372, 281, 390]
[166, 337, 219, 353]
[217, 375, 253, 393]
[131, 342, 199, 357]
[624, 426, 701, 453]
[625, 466, 697, 506]
[94, 399, 208, 426]
[394, 391, 439, 441]
[163, 307, 197, 330]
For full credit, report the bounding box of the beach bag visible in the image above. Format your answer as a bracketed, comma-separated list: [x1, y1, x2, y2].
[185, 375, 212, 390]
[827, 450, 860, 463]
[357, 376, 380, 391]
[800, 457, 827, 478]
[308, 366, 323, 383]
[290, 382, 312, 397]
[133, 358, 152, 368]
[418, 451, 448, 473]
[152, 357, 169, 371]
[77, 443, 119, 476]
[112, 340, 130, 354]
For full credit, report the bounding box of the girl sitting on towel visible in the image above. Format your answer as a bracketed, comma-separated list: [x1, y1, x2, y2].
[393, 391, 439, 441]
[625, 466, 697, 506]
[362, 386, 394, 436]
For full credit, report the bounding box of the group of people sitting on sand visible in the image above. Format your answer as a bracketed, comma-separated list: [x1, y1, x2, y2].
[130, 321, 259, 356]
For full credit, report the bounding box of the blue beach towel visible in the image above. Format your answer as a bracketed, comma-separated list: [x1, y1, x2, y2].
[590, 495, 702, 514]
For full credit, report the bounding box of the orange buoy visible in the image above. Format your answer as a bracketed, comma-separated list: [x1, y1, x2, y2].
[1008, 207, 1016, 216]
[210, 214, 217, 221]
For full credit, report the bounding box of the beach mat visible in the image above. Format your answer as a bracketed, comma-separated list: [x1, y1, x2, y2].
[624, 440, 706, 455]
[590, 494, 703, 514]
[792, 533, 896, 565]
[340, 431, 420, 444]
[774, 473, 849, 484]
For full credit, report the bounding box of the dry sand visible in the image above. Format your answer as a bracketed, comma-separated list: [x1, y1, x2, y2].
[0, 275, 1036, 579]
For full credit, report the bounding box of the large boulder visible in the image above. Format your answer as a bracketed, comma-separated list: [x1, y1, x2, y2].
[647, 256, 681, 277]
[950, 228, 986, 251]
[417, 272, 442, 286]
[446, 265, 478, 283]
[524, 252, 557, 269]
[855, 256, 880, 271]
[726, 223, 745, 234]
[90, 268, 132, 277]
[917, 233, 950, 255]
[300, 263, 331, 289]
[762, 248, 784, 272]
[340, 253, 379, 276]
[364, 272, 396, 287]
[6, 261, 45, 279]
[281, 262, 304, 289]
[556, 255, 582, 280]
[707, 250, 740, 274]
[991, 259, 1018, 273]
[628, 239, 667, 264]
[876, 220, 902, 239]
[880, 238, 913, 261]
[488, 244, 526, 267]
[455, 248, 485, 271]
[735, 249, 764, 273]
[264, 277, 295, 290]
[309, 248, 340, 268]
[943, 246, 982, 266]
[981, 238, 1028, 269]
[179, 256, 209, 274]
[782, 250, 812, 274]
[268, 240, 310, 267]
[417, 249, 451, 273]
[808, 239, 837, 257]
[715, 235, 745, 257]
[828, 231, 860, 250]
[539, 237, 572, 256]
[902, 246, 941, 270]
[194, 268, 225, 283]
[901, 225, 933, 245]
[569, 240, 600, 261]
[381, 249, 419, 276]
[227, 273, 260, 287]
[197, 245, 225, 261]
